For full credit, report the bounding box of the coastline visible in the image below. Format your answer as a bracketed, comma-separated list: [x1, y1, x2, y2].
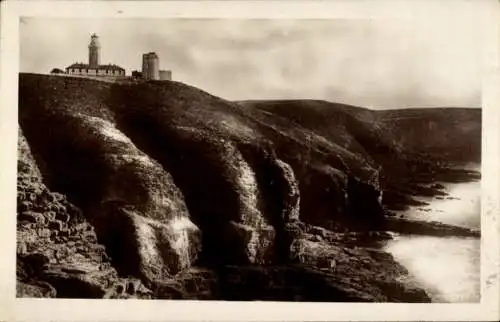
[378, 172, 481, 303]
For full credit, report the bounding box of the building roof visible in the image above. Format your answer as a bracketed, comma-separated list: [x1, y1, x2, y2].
[50, 68, 65, 74]
[89, 34, 100, 47]
[143, 52, 159, 58]
[66, 63, 125, 71]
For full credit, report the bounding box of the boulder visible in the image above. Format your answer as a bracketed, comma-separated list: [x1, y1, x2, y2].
[55, 211, 70, 223]
[17, 281, 57, 298]
[153, 280, 187, 299]
[18, 211, 44, 224]
[17, 242, 28, 255]
[18, 201, 32, 212]
[48, 220, 64, 231]
[226, 221, 276, 264]
[41, 270, 108, 298]
[308, 225, 329, 238]
[21, 253, 50, 275]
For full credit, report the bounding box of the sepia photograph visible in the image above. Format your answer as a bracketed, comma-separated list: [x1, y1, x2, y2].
[1, 0, 499, 321]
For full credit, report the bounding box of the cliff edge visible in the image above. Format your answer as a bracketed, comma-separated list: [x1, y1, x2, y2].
[16, 73, 480, 301]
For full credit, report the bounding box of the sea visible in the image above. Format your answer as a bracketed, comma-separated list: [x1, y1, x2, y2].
[384, 180, 481, 303]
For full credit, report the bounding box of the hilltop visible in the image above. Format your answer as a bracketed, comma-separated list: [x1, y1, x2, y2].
[239, 100, 481, 211]
[17, 73, 480, 300]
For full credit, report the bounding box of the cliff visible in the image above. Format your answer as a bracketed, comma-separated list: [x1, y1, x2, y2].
[16, 73, 480, 301]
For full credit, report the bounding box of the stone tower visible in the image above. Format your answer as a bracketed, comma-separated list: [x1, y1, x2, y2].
[142, 52, 160, 80]
[88, 33, 101, 68]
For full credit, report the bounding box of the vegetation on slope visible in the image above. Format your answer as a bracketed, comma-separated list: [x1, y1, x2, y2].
[239, 100, 481, 211]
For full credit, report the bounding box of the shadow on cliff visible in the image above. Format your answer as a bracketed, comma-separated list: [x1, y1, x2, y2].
[104, 81, 303, 267]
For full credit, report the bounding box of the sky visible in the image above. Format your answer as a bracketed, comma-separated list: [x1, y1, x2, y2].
[20, 16, 490, 109]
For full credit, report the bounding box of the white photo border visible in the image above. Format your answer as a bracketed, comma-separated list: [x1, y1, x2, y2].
[1, 1, 499, 321]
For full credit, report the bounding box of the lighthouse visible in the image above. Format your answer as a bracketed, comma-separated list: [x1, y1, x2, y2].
[65, 34, 125, 78]
[88, 33, 101, 68]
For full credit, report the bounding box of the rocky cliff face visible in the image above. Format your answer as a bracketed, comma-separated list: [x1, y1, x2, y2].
[17, 128, 153, 298]
[16, 73, 479, 301]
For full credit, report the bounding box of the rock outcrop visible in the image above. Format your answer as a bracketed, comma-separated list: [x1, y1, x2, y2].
[17, 129, 152, 298]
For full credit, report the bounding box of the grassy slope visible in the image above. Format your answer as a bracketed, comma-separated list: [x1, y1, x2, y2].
[239, 100, 481, 210]
[239, 100, 481, 164]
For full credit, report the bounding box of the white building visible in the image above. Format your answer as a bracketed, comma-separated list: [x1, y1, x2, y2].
[65, 34, 126, 78]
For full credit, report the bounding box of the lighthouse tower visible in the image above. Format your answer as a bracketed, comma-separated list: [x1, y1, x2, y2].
[65, 33, 125, 77]
[88, 33, 101, 68]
